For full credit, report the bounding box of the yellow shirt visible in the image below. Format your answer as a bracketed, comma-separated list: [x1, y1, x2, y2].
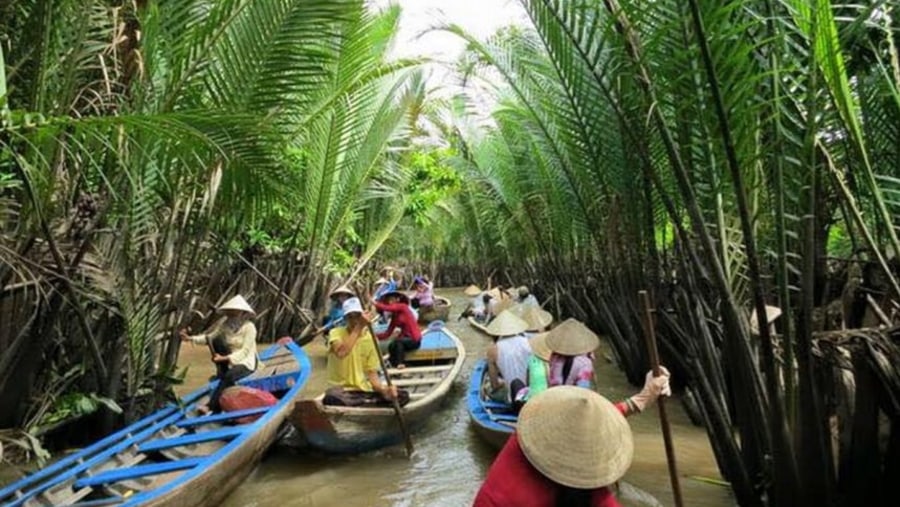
[326, 326, 380, 392]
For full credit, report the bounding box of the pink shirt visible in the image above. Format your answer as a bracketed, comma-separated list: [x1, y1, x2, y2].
[549, 353, 594, 388]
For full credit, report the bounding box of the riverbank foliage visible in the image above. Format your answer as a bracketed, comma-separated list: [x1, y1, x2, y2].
[2, 1, 899, 505]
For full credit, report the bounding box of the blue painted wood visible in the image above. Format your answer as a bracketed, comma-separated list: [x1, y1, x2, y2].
[120, 341, 312, 507]
[481, 400, 513, 411]
[174, 407, 269, 428]
[137, 426, 246, 453]
[417, 327, 455, 350]
[490, 413, 518, 422]
[1, 342, 312, 507]
[5, 410, 192, 507]
[68, 496, 124, 506]
[467, 359, 517, 440]
[74, 458, 205, 489]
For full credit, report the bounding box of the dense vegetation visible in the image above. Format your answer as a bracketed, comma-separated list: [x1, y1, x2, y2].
[2, 1, 899, 506]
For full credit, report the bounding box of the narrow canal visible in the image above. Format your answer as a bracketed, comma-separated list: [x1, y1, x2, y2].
[175, 288, 733, 506]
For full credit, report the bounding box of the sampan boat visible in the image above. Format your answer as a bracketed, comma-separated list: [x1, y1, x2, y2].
[0, 341, 311, 507]
[467, 358, 517, 450]
[417, 296, 452, 324]
[291, 321, 465, 453]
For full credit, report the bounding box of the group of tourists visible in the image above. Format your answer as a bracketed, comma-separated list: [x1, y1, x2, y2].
[180, 276, 673, 506]
[475, 293, 671, 506]
[461, 283, 538, 323]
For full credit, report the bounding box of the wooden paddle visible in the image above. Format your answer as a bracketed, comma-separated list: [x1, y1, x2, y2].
[365, 319, 414, 457]
[638, 290, 684, 507]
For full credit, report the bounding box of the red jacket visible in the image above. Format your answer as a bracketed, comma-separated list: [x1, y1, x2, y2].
[374, 301, 422, 342]
[472, 435, 622, 507]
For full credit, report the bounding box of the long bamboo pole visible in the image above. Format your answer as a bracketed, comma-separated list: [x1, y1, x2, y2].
[365, 320, 414, 458]
[639, 290, 684, 507]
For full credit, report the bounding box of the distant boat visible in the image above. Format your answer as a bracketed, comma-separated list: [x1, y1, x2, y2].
[291, 322, 465, 454]
[418, 296, 452, 324]
[0, 341, 311, 507]
[467, 359, 517, 450]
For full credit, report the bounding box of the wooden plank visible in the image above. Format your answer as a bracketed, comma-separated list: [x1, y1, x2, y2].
[174, 408, 269, 428]
[489, 413, 518, 422]
[69, 496, 125, 506]
[481, 400, 513, 411]
[405, 349, 457, 362]
[74, 458, 204, 489]
[391, 377, 442, 387]
[387, 364, 452, 375]
[137, 427, 245, 453]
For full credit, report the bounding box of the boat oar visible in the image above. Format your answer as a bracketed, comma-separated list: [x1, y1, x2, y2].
[638, 290, 684, 507]
[365, 320, 414, 458]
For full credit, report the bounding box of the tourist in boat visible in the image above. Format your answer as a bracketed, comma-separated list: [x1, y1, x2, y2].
[484, 310, 531, 404]
[180, 295, 259, 414]
[515, 285, 540, 307]
[473, 386, 634, 507]
[324, 296, 399, 405]
[373, 276, 397, 301]
[459, 285, 489, 322]
[411, 275, 435, 313]
[316, 286, 356, 340]
[372, 290, 422, 368]
[514, 318, 671, 417]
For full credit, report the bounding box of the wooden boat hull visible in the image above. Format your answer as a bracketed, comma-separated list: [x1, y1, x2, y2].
[418, 296, 451, 324]
[467, 316, 491, 336]
[0, 341, 311, 507]
[291, 323, 466, 454]
[467, 359, 516, 450]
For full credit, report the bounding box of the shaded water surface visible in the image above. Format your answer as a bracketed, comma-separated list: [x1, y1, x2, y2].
[175, 288, 732, 506]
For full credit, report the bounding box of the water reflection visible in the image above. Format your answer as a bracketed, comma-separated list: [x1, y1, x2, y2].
[176, 288, 732, 506]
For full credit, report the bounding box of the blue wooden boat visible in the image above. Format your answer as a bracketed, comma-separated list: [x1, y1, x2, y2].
[0, 341, 311, 507]
[467, 358, 518, 450]
[291, 321, 465, 454]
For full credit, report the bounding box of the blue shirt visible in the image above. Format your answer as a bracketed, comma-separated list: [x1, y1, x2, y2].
[323, 304, 345, 331]
[373, 280, 398, 300]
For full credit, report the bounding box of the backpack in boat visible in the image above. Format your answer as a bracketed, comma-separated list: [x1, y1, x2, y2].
[220, 386, 277, 423]
[323, 386, 411, 407]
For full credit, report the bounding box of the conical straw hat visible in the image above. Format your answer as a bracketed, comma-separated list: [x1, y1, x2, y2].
[545, 318, 599, 356]
[485, 310, 528, 337]
[329, 285, 355, 298]
[518, 386, 633, 489]
[464, 284, 482, 296]
[493, 297, 515, 315]
[529, 332, 552, 361]
[218, 295, 255, 316]
[521, 306, 553, 331]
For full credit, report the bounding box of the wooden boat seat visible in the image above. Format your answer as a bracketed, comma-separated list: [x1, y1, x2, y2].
[481, 400, 514, 411]
[74, 458, 204, 489]
[34, 450, 149, 506]
[174, 407, 270, 428]
[387, 364, 452, 375]
[137, 426, 246, 453]
[68, 496, 125, 506]
[391, 377, 442, 387]
[489, 413, 518, 422]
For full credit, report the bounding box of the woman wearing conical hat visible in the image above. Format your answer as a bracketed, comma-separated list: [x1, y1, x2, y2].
[474, 387, 635, 506]
[180, 295, 259, 414]
[484, 310, 532, 404]
[514, 319, 671, 417]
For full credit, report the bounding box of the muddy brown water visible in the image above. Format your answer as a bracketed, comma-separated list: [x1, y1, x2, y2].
[173, 288, 732, 506]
